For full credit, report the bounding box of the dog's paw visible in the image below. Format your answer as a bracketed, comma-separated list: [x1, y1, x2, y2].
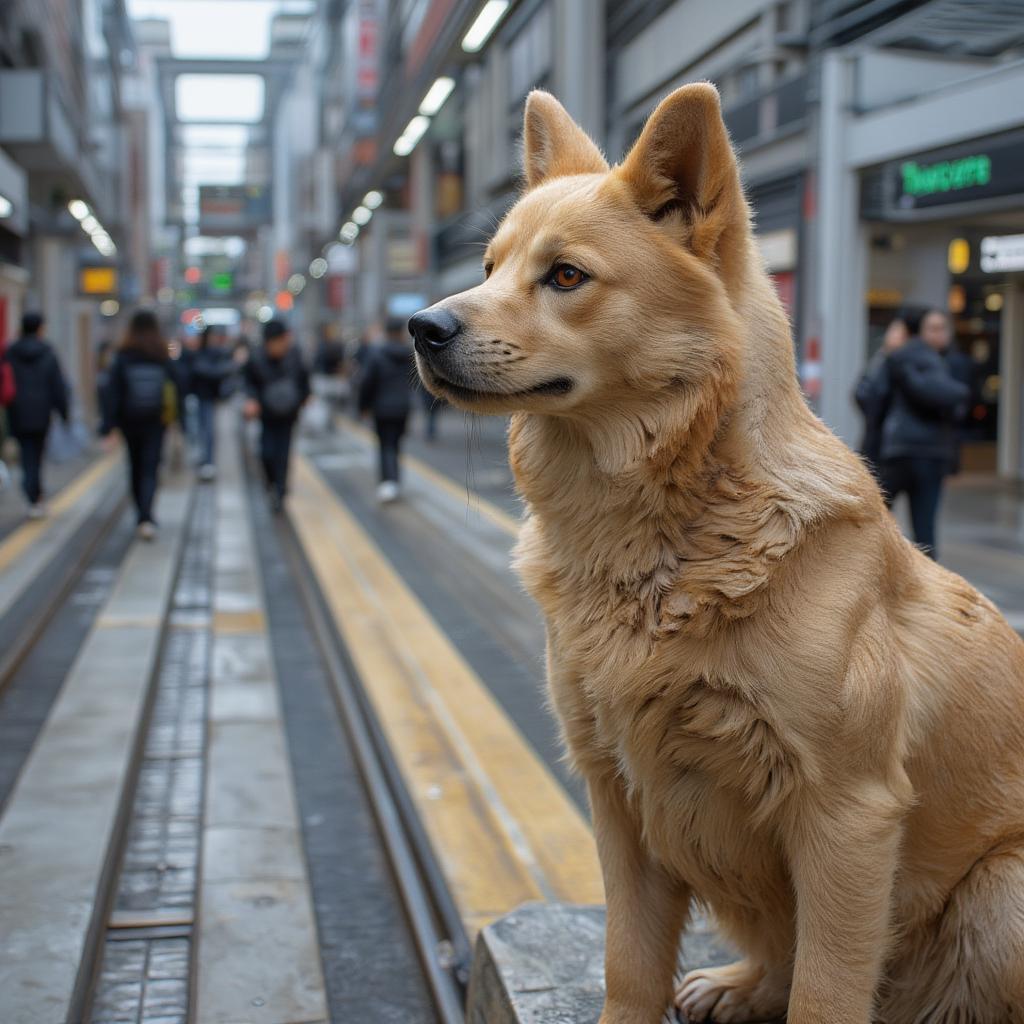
[675, 960, 788, 1023]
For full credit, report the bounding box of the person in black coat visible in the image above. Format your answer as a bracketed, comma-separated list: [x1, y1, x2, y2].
[190, 325, 234, 481]
[877, 308, 969, 559]
[854, 309, 917, 478]
[102, 310, 178, 540]
[244, 319, 310, 512]
[358, 318, 415, 503]
[3, 312, 69, 517]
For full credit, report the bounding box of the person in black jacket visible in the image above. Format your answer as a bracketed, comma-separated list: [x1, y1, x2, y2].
[3, 312, 69, 517]
[190, 325, 234, 481]
[854, 309, 917, 478]
[358, 318, 414, 503]
[244, 319, 309, 513]
[102, 310, 178, 541]
[877, 308, 969, 559]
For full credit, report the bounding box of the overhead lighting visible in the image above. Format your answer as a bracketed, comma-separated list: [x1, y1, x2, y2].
[393, 114, 430, 158]
[363, 190, 383, 210]
[340, 222, 359, 244]
[309, 257, 328, 279]
[100, 299, 120, 317]
[68, 196, 115, 255]
[257, 305, 274, 323]
[0, 195, 12, 219]
[352, 205, 371, 226]
[287, 273, 306, 295]
[419, 76, 455, 116]
[461, 0, 509, 53]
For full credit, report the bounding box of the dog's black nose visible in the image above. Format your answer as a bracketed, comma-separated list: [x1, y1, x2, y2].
[409, 308, 461, 352]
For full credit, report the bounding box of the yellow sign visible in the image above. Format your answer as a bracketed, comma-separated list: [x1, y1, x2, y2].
[947, 238, 970, 275]
[79, 267, 118, 295]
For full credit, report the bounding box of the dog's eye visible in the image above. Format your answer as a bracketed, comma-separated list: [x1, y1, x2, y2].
[548, 264, 588, 290]
[483, 261, 494, 279]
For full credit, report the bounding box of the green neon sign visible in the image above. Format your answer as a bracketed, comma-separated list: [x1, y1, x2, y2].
[901, 154, 991, 198]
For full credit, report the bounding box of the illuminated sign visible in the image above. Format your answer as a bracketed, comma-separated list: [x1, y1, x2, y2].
[901, 155, 991, 198]
[211, 271, 233, 292]
[980, 234, 1024, 273]
[198, 185, 271, 231]
[863, 130, 1024, 219]
[79, 267, 118, 295]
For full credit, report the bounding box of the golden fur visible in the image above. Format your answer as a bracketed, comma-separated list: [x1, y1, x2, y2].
[415, 84, 1024, 1023]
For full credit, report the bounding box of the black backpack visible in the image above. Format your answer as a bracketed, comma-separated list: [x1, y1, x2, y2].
[122, 362, 166, 420]
[262, 374, 301, 418]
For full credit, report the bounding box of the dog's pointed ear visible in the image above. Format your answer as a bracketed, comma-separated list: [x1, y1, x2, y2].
[618, 84, 746, 262]
[523, 90, 608, 188]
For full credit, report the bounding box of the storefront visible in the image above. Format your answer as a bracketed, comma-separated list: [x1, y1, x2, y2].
[860, 131, 1024, 475]
[814, 50, 1024, 480]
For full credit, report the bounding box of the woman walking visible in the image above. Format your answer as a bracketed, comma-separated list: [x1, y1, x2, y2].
[102, 310, 178, 540]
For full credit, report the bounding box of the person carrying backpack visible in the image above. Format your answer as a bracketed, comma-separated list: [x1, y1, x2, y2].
[244, 319, 309, 513]
[190, 324, 234, 481]
[358, 317, 414, 503]
[2, 312, 69, 518]
[102, 310, 179, 540]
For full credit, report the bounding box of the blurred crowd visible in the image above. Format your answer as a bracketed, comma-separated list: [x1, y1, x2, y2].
[0, 310, 442, 536]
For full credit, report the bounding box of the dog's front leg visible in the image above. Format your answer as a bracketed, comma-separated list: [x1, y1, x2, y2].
[785, 785, 905, 1024]
[590, 775, 690, 1024]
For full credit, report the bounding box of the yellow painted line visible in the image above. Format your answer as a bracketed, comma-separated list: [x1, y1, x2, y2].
[290, 456, 603, 931]
[341, 415, 520, 537]
[212, 609, 267, 634]
[0, 450, 120, 575]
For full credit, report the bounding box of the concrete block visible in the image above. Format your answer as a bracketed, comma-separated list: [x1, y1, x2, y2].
[467, 902, 735, 1024]
[204, 721, 300, 829]
[194, 879, 327, 1024]
[202, 825, 306, 883]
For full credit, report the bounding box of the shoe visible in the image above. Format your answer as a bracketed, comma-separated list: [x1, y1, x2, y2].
[199, 463, 216, 482]
[137, 521, 157, 542]
[376, 481, 400, 504]
[27, 503, 46, 520]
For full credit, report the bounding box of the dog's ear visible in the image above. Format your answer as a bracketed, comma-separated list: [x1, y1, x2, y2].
[523, 90, 608, 188]
[618, 83, 745, 263]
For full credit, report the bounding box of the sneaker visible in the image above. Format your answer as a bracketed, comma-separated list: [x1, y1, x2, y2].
[376, 481, 400, 504]
[137, 521, 157, 542]
[27, 503, 46, 520]
[199, 463, 216, 482]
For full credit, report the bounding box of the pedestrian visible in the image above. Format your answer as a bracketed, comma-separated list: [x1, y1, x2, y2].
[358, 316, 414, 503]
[1, 312, 69, 518]
[190, 324, 233, 481]
[854, 309, 915, 478]
[102, 310, 178, 541]
[95, 339, 116, 435]
[878, 307, 969, 559]
[244, 319, 309, 513]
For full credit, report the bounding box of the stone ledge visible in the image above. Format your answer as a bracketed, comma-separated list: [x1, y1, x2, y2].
[467, 902, 735, 1024]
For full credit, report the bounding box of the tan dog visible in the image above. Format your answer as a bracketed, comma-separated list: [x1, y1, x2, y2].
[411, 85, 1024, 1024]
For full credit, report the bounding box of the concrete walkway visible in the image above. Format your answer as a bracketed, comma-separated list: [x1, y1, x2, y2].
[194, 423, 328, 1024]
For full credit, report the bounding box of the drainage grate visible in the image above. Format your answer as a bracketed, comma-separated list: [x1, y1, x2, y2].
[88, 486, 215, 1024]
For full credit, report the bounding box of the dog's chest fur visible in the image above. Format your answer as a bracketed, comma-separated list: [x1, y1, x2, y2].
[516, 511, 802, 897]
